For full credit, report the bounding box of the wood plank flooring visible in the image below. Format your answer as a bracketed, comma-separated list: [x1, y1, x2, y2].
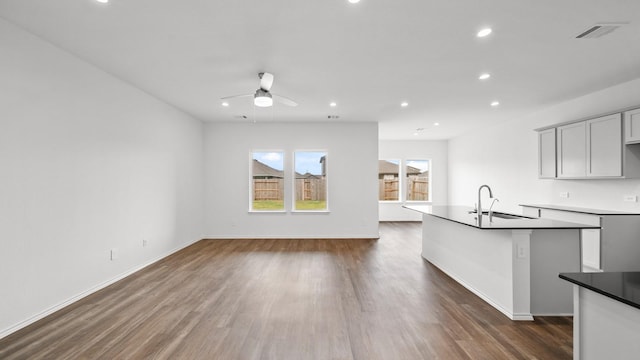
[0, 222, 573, 359]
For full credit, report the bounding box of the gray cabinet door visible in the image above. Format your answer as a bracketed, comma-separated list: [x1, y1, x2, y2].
[557, 122, 586, 178]
[538, 128, 556, 178]
[587, 113, 622, 177]
[624, 108, 640, 144]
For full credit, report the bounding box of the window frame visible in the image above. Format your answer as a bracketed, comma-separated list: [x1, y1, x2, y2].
[404, 159, 432, 203]
[249, 150, 286, 213]
[378, 159, 401, 202]
[292, 150, 329, 213]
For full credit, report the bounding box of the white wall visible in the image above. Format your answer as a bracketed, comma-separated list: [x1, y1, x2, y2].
[0, 18, 204, 337]
[379, 140, 448, 221]
[204, 121, 379, 238]
[448, 77, 640, 214]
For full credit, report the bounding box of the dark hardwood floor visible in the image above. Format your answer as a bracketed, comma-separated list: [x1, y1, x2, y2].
[0, 222, 572, 359]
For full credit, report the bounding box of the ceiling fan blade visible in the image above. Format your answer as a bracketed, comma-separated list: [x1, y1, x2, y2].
[273, 94, 298, 107]
[259, 72, 274, 91]
[220, 93, 252, 100]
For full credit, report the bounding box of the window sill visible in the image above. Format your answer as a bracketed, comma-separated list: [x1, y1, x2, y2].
[291, 210, 331, 214]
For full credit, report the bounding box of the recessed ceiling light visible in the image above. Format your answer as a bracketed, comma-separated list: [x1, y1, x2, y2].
[401, 102, 409, 107]
[479, 73, 491, 80]
[477, 28, 492, 37]
[222, 102, 229, 107]
[434, 122, 440, 126]
[330, 102, 337, 107]
[348, 0, 361, 3]
[413, 132, 419, 136]
[491, 101, 500, 107]
[95, 0, 109, 3]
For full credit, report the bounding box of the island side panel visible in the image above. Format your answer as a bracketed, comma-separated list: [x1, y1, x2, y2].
[421, 214, 517, 318]
[529, 229, 581, 315]
[578, 287, 640, 359]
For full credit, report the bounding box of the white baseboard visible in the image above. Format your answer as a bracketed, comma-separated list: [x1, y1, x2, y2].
[531, 312, 574, 317]
[0, 238, 201, 340]
[203, 234, 380, 239]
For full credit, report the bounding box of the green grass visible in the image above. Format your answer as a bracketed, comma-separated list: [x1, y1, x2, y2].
[251, 200, 327, 211]
[252, 200, 284, 210]
[295, 200, 327, 210]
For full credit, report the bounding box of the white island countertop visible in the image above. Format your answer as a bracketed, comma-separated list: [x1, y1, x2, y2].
[404, 205, 600, 230]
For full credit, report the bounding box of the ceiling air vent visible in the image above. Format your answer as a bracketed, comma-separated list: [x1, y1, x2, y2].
[576, 22, 627, 39]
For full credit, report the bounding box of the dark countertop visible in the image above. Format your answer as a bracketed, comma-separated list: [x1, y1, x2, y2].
[559, 272, 640, 311]
[520, 204, 640, 216]
[404, 205, 600, 230]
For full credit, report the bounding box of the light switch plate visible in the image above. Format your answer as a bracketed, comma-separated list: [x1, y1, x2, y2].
[624, 195, 637, 202]
[559, 192, 569, 198]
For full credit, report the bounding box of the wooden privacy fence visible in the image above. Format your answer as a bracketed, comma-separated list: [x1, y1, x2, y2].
[295, 178, 326, 201]
[379, 176, 429, 201]
[253, 179, 284, 200]
[379, 178, 399, 200]
[408, 176, 428, 201]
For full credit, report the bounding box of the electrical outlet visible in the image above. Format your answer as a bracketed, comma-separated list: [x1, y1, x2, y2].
[559, 192, 569, 198]
[624, 195, 637, 202]
[142, 239, 148, 247]
[110, 248, 118, 261]
[517, 244, 526, 259]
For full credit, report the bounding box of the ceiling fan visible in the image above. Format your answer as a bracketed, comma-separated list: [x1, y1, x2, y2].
[221, 72, 298, 107]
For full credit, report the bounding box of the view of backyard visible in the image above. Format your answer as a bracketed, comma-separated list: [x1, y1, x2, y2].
[251, 151, 327, 211]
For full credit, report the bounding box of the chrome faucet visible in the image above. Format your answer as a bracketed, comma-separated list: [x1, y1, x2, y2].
[489, 198, 499, 221]
[477, 184, 494, 216]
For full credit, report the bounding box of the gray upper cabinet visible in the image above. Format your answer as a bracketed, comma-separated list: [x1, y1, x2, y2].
[557, 121, 586, 178]
[538, 128, 556, 178]
[586, 113, 622, 177]
[537, 111, 640, 179]
[624, 108, 640, 144]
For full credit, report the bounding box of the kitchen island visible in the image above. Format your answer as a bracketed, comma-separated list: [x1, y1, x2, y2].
[405, 205, 600, 320]
[560, 272, 640, 359]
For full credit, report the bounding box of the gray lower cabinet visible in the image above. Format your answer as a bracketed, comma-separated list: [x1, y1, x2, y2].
[521, 205, 640, 272]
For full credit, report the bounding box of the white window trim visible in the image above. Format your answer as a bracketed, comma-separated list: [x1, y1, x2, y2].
[249, 150, 286, 212]
[291, 150, 329, 213]
[404, 158, 432, 203]
[379, 159, 402, 202]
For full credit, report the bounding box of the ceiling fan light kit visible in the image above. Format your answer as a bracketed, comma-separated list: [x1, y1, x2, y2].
[254, 89, 273, 107]
[221, 72, 298, 108]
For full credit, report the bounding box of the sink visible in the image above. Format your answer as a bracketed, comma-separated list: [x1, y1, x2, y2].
[469, 210, 534, 220]
[487, 212, 532, 220]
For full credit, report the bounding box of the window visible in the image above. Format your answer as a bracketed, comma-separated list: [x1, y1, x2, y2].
[406, 159, 430, 202]
[251, 151, 285, 211]
[379, 159, 400, 201]
[294, 151, 327, 211]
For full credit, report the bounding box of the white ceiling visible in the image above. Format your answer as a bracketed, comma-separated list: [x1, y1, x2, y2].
[1, 0, 639, 140]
